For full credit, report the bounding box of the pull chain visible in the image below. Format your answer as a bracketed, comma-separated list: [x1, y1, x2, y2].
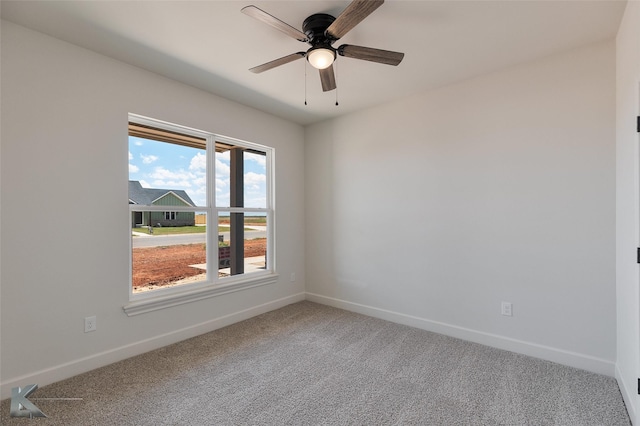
[303, 58, 342, 106]
[335, 61, 339, 106]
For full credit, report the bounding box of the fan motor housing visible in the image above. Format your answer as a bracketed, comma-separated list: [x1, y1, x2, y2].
[302, 13, 336, 45]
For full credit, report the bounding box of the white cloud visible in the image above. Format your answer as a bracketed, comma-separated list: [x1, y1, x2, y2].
[141, 154, 158, 164]
[216, 177, 229, 189]
[245, 172, 266, 182]
[217, 195, 230, 208]
[128, 152, 138, 173]
[152, 179, 193, 189]
[245, 197, 267, 208]
[215, 158, 230, 177]
[149, 167, 194, 182]
[189, 152, 206, 171]
[245, 152, 266, 167]
[142, 159, 209, 205]
[139, 180, 151, 188]
[190, 187, 207, 206]
[244, 172, 266, 186]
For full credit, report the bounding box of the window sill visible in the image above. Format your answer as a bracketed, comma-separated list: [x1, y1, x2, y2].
[123, 273, 279, 316]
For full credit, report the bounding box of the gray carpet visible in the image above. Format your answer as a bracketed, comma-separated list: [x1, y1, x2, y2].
[0, 301, 631, 425]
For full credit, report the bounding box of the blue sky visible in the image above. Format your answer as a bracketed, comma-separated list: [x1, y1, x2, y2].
[128, 136, 267, 208]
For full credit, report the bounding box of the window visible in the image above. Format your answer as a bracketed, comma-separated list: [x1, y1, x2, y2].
[125, 114, 276, 315]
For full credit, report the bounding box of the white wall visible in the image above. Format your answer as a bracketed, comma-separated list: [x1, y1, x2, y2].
[0, 21, 305, 398]
[616, 1, 640, 422]
[0, 12, 628, 409]
[306, 40, 616, 375]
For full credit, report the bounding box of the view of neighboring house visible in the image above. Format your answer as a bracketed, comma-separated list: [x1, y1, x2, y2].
[128, 180, 196, 227]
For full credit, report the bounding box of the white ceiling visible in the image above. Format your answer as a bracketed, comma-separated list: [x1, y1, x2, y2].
[0, 0, 626, 126]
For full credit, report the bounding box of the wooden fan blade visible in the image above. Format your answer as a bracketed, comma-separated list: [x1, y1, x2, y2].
[325, 0, 384, 40]
[338, 44, 404, 66]
[319, 65, 337, 92]
[250, 52, 306, 73]
[242, 5, 308, 42]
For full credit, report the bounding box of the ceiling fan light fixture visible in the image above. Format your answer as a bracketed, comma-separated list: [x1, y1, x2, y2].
[243, 2, 405, 94]
[307, 47, 335, 69]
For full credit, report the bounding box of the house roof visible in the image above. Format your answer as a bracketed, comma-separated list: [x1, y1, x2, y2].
[128, 181, 195, 207]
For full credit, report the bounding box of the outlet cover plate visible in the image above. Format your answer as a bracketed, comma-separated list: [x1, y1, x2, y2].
[84, 316, 97, 332]
[501, 302, 513, 317]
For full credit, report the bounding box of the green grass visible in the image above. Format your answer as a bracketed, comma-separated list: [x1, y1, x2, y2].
[134, 226, 206, 235]
[133, 225, 258, 236]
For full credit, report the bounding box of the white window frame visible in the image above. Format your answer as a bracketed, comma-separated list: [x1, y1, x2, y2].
[124, 114, 277, 316]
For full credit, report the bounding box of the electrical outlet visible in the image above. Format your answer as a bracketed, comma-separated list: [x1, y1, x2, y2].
[290, 272, 296, 282]
[501, 302, 513, 317]
[84, 316, 97, 333]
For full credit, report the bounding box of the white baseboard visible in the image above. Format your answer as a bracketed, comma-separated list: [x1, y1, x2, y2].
[0, 292, 305, 400]
[616, 364, 638, 425]
[305, 292, 616, 377]
[1, 291, 616, 402]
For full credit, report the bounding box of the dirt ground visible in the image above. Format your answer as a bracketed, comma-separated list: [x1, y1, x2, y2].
[132, 239, 266, 291]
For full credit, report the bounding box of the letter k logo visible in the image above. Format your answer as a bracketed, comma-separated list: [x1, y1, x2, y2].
[10, 384, 47, 418]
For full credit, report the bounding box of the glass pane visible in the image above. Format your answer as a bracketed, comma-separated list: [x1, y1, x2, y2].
[218, 212, 267, 278]
[215, 150, 230, 208]
[244, 212, 267, 271]
[131, 211, 207, 293]
[215, 149, 267, 208]
[244, 151, 267, 208]
[217, 213, 231, 276]
[129, 136, 206, 208]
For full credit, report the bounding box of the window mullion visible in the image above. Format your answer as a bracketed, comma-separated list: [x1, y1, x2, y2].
[266, 149, 274, 272]
[207, 135, 216, 284]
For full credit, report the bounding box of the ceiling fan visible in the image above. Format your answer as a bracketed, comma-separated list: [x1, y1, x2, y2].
[242, 0, 404, 92]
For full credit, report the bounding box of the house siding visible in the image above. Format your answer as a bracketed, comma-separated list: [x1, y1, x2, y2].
[131, 187, 196, 227]
[149, 211, 195, 227]
[153, 192, 193, 207]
